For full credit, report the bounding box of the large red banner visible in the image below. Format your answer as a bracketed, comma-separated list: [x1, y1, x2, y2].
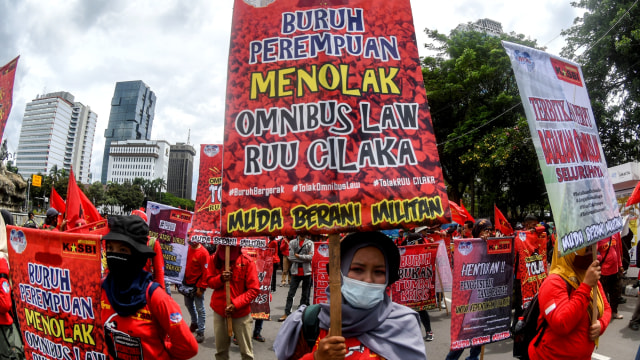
[221, 0, 449, 236]
[514, 230, 548, 308]
[191, 144, 223, 243]
[392, 244, 439, 310]
[0, 56, 19, 141]
[6, 227, 105, 359]
[450, 238, 514, 351]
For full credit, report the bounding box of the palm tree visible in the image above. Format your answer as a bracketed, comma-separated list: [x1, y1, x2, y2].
[151, 178, 167, 201]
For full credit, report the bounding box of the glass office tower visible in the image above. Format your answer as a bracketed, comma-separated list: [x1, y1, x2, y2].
[101, 80, 156, 184]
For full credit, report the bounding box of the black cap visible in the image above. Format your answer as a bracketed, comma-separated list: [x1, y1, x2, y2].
[103, 215, 154, 256]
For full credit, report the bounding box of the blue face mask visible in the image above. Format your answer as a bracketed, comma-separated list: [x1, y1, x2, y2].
[341, 275, 387, 309]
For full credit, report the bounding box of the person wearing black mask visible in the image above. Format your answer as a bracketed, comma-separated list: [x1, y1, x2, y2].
[101, 215, 198, 360]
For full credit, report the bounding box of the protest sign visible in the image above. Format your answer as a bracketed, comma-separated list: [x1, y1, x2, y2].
[312, 241, 330, 304]
[146, 201, 193, 284]
[243, 246, 274, 319]
[191, 144, 223, 243]
[392, 244, 439, 310]
[7, 227, 105, 359]
[514, 230, 547, 308]
[450, 238, 514, 350]
[221, 0, 449, 237]
[503, 41, 622, 256]
[0, 56, 19, 141]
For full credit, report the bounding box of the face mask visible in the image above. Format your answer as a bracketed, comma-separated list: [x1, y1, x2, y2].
[341, 275, 386, 309]
[106, 252, 146, 279]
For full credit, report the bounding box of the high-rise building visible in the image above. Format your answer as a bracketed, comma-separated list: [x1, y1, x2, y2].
[167, 143, 196, 199]
[455, 18, 503, 37]
[106, 139, 170, 185]
[16, 91, 97, 183]
[101, 80, 156, 184]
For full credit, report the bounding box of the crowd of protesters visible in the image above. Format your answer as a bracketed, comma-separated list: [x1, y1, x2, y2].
[1, 207, 639, 359]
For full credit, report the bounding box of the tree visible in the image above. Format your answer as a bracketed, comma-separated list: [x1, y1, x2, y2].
[561, 0, 640, 165]
[421, 29, 549, 219]
[85, 181, 106, 207]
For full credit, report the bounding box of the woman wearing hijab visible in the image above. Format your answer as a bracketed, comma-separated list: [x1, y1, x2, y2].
[101, 215, 198, 360]
[528, 240, 611, 359]
[274, 231, 426, 360]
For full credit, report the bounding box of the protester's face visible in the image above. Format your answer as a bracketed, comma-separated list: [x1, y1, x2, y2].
[106, 240, 132, 255]
[347, 247, 386, 284]
[524, 220, 536, 230]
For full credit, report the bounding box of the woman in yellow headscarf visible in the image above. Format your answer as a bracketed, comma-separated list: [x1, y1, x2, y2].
[528, 244, 611, 360]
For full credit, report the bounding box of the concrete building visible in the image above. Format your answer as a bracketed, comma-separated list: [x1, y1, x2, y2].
[101, 80, 156, 184]
[106, 139, 170, 185]
[455, 18, 503, 36]
[16, 91, 97, 183]
[167, 143, 196, 199]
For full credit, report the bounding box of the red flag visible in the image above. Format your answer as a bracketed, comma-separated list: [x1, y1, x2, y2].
[459, 201, 475, 223]
[65, 167, 83, 227]
[494, 204, 514, 236]
[448, 200, 468, 225]
[626, 181, 640, 207]
[0, 56, 19, 141]
[50, 187, 66, 215]
[79, 187, 103, 224]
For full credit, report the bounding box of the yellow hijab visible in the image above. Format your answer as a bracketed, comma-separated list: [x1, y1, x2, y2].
[549, 243, 604, 343]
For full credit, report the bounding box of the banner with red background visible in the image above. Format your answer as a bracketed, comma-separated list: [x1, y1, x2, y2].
[450, 238, 514, 351]
[221, 0, 449, 237]
[0, 56, 19, 141]
[242, 245, 274, 319]
[312, 241, 330, 304]
[6, 226, 105, 359]
[514, 230, 548, 308]
[191, 144, 223, 243]
[392, 244, 438, 310]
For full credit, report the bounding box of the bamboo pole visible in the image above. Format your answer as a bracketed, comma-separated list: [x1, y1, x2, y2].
[591, 243, 598, 326]
[328, 233, 342, 336]
[225, 245, 233, 337]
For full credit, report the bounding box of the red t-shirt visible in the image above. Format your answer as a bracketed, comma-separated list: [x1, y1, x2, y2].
[101, 283, 198, 360]
[300, 328, 385, 359]
[184, 245, 209, 288]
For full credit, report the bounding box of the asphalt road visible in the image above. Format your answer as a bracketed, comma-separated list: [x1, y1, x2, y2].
[181, 268, 640, 360]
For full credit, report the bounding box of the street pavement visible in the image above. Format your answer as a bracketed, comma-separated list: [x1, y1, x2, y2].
[181, 268, 640, 360]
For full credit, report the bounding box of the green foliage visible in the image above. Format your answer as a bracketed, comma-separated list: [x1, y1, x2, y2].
[561, 0, 640, 165]
[159, 192, 195, 211]
[422, 29, 549, 219]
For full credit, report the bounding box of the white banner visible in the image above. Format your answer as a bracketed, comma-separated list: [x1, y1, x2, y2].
[502, 41, 622, 256]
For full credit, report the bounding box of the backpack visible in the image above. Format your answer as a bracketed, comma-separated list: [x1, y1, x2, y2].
[512, 278, 572, 359]
[301, 304, 322, 349]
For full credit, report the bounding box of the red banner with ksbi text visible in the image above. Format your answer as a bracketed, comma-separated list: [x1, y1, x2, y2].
[191, 144, 223, 243]
[0, 56, 19, 141]
[6, 227, 105, 360]
[221, 0, 449, 236]
[392, 244, 439, 310]
[514, 230, 548, 308]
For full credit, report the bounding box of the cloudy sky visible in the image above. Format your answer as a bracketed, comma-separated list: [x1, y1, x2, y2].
[0, 0, 582, 198]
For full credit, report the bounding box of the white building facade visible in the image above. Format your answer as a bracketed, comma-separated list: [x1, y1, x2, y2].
[106, 139, 170, 184]
[16, 92, 97, 183]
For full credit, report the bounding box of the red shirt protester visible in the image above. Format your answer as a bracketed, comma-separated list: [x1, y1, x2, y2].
[184, 243, 209, 289]
[206, 246, 260, 318]
[101, 284, 198, 360]
[0, 258, 12, 326]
